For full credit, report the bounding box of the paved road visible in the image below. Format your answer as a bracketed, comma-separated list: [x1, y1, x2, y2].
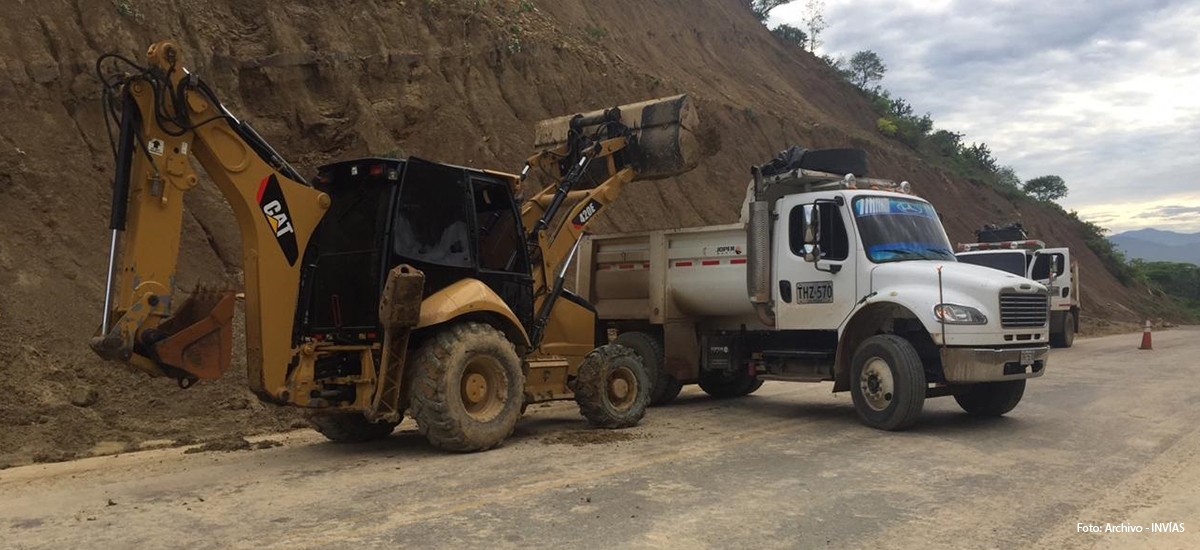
[3, 328, 1199, 549]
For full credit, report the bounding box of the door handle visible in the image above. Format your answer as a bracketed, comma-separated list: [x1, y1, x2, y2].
[779, 280, 792, 303]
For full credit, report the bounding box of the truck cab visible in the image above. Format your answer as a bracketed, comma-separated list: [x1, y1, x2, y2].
[957, 240, 1080, 347]
[580, 151, 1051, 430]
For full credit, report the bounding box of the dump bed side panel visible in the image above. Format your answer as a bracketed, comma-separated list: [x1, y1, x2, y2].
[582, 224, 753, 324]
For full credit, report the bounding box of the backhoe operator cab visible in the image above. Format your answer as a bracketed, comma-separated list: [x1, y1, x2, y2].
[296, 157, 533, 350]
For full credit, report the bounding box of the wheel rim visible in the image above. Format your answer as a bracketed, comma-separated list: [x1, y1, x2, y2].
[859, 357, 894, 412]
[606, 365, 638, 411]
[461, 354, 506, 421]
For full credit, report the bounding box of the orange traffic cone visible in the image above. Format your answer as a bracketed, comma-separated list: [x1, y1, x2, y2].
[1139, 319, 1153, 350]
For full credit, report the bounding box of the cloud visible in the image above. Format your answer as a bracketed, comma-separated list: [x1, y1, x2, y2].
[769, 0, 1200, 221]
[1153, 205, 1200, 217]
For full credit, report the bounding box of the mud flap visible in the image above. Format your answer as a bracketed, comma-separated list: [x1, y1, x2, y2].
[369, 265, 425, 422]
[152, 288, 236, 380]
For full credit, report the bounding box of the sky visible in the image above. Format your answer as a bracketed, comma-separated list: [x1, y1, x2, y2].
[770, 0, 1200, 234]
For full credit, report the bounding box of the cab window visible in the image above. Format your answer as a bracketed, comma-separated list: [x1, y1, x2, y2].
[789, 202, 849, 261]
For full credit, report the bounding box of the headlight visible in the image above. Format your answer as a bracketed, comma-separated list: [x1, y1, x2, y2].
[933, 303, 988, 325]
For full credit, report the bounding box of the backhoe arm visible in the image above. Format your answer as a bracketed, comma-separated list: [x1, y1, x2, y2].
[91, 41, 329, 398]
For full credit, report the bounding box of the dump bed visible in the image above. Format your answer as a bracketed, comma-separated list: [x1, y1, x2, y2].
[578, 224, 757, 324]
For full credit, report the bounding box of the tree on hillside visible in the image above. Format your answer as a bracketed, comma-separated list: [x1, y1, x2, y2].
[802, 0, 827, 52]
[929, 129, 964, 157]
[995, 166, 1021, 190]
[1023, 175, 1068, 202]
[963, 142, 999, 173]
[848, 50, 886, 89]
[745, 0, 791, 22]
[771, 23, 808, 47]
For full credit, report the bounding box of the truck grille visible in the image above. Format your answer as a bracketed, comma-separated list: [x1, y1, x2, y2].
[999, 292, 1049, 328]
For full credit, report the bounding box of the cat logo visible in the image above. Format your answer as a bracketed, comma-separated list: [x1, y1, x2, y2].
[256, 174, 299, 265]
[571, 199, 603, 230]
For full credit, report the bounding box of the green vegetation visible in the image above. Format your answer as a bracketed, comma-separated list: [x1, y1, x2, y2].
[585, 25, 608, 40]
[771, 24, 809, 48]
[745, 0, 791, 22]
[512, 0, 535, 15]
[1023, 175, 1069, 202]
[1132, 261, 1200, 320]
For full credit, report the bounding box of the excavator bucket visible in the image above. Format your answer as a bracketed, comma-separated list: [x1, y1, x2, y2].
[152, 287, 236, 380]
[534, 94, 699, 181]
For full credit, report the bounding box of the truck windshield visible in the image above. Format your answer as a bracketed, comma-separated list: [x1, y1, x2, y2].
[852, 196, 955, 263]
[957, 251, 1026, 276]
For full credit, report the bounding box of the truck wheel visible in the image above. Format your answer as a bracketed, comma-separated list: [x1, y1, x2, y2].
[572, 344, 651, 428]
[409, 322, 525, 452]
[613, 331, 681, 406]
[1051, 313, 1076, 348]
[953, 380, 1025, 416]
[849, 335, 926, 430]
[308, 412, 398, 443]
[698, 368, 763, 398]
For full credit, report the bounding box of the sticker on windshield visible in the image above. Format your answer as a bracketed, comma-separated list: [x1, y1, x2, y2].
[854, 197, 937, 219]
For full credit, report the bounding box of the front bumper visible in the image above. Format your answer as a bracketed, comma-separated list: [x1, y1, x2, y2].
[940, 345, 1049, 383]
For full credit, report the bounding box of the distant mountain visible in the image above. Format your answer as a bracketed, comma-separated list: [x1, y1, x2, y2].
[1110, 229, 1200, 265]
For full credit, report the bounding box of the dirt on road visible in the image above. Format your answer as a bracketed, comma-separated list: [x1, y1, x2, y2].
[2, 328, 1197, 550]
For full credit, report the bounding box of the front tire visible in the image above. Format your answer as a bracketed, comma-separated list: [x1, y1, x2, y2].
[613, 332, 682, 406]
[409, 322, 525, 452]
[849, 335, 926, 430]
[573, 345, 651, 428]
[309, 412, 397, 443]
[953, 380, 1026, 416]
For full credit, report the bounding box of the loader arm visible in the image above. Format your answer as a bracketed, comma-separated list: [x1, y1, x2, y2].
[90, 41, 329, 399]
[519, 95, 698, 348]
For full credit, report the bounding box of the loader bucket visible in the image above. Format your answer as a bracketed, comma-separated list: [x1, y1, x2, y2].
[534, 94, 699, 181]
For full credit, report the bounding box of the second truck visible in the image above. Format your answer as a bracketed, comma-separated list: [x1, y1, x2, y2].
[578, 147, 1053, 429]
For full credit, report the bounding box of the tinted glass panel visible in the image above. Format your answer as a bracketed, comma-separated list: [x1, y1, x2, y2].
[392, 161, 472, 268]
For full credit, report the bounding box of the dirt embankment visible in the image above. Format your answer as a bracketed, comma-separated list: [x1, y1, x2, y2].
[0, 0, 1176, 467]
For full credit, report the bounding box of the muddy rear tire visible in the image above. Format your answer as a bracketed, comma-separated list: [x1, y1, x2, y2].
[309, 412, 397, 443]
[613, 331, 681, 406]
[572, 344, 651, 428]
[954, 380, 1026, 416]
[409, 322, 524, 452]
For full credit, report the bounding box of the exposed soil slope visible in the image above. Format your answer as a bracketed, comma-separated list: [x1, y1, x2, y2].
[0, 0, 1171, 467]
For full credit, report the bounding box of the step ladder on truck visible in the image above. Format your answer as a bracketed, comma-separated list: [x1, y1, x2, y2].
[576, 147, 1054, 430]
[956, 238, 1081, 348]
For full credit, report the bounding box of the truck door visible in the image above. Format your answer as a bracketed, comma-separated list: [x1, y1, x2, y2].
[773, 195, 858, 330]
[1032, 248, 1070, 308]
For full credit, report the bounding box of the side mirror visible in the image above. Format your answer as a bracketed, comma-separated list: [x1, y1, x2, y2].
[803, 204, 821, 263]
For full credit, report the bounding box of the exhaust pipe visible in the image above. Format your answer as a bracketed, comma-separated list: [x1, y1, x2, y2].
[747, 166, 774, 327]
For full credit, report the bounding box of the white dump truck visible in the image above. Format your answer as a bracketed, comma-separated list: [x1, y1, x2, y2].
[577, 148, 1052, 430]
[957, 238, 1081, 348]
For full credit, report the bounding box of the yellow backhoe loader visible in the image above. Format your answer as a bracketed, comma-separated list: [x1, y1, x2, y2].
[88, 41, 699, 451]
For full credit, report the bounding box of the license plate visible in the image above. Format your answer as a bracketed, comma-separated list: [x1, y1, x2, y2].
[1019, 349, 1035, 366]
[796, 281, 834, 304]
